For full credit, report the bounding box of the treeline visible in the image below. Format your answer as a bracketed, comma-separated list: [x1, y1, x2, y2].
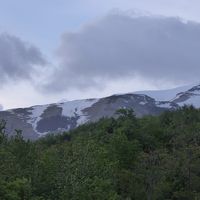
[1, 106, 200, 199]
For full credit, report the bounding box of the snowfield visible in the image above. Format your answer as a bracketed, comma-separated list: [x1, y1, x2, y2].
[58, 99, 98, 126]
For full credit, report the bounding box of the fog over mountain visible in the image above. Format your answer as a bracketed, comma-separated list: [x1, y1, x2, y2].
[44, 14, 200, 92]
[0, 1, 200, 110]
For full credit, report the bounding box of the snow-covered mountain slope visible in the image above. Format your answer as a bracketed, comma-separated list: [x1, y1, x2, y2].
[134, 84, 195, 101]
[1, 83, 200, 140]
[170, 85, 200, 107]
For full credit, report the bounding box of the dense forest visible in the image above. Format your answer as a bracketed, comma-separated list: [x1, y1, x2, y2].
[1, 106, 200, 199]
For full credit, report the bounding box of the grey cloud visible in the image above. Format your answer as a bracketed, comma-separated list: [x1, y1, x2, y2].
[46, 13, 200, 92]
[0, 33, 46, 83]
[0, 104, 3, 111]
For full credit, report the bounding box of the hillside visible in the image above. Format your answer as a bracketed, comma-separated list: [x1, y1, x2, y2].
[1, 106, 200, 199]
[1, 83, 200, 139]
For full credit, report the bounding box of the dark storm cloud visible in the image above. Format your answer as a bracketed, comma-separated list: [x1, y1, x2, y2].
[45, 13, 200, 92]
[0, 33, 46, 83]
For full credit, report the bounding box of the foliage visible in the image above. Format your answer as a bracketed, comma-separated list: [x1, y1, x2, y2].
[1, 107, 200, 199]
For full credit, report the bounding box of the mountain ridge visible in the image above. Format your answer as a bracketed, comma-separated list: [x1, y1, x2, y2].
[1, 83, 200, 140]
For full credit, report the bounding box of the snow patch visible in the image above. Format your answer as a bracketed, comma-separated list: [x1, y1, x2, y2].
[156, 102, 172, 109]
[134, 84, 194, 101]
[27, 104, 49, 134]
[177, 95, 200, 108]
[123, 99, 129, 103]
[58, 99, 98, 126]
[170, 92, 185, 102]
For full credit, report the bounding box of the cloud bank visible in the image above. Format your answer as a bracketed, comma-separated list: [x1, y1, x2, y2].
[45, 13, 200, 92]
[0, 33, 46, 84]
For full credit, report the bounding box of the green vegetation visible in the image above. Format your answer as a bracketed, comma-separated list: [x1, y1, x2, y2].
[1, 106, 200, 199]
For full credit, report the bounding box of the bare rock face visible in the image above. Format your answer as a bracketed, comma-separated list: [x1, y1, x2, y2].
[1, 84, 200, 140]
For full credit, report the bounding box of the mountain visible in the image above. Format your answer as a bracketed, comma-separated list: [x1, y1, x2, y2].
[1, 83, 200, 140]
[134, 84, 194, 101]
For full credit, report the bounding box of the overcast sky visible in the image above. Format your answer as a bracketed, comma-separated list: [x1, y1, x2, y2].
[0, 0, 200, 109]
